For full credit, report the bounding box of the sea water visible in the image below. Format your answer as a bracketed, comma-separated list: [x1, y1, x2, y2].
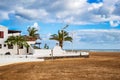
[65, 49, 120, 52]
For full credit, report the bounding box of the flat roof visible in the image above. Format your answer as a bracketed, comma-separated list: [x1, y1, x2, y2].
[8, 30, 21, 33]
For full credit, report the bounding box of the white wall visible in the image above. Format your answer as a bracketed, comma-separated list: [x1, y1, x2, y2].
[8, 33, 20, 36]
[33, 46, 82, 57]
[33, 49, 51, 57]
[0, 45, 27, 55]
[19, 47, 27, 55]
[0, 25, 27, 55]
[0, 25, 8, 43]
[33, 46, 66, 57]
[0, 25, 8, 54]
[27, 41, 36, 54]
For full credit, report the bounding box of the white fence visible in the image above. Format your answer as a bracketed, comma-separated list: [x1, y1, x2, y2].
[0, 45, 89, 58]
[33, 49, 89, 58]
[33, 49, 52, 57]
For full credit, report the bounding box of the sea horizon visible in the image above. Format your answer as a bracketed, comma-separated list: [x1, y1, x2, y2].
[65, 49, 120, 52]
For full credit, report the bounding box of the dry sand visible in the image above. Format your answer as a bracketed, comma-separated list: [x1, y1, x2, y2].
[0, 52, 120, 80]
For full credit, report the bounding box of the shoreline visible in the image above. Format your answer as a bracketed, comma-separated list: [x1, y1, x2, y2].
[65, 49, 120, 52]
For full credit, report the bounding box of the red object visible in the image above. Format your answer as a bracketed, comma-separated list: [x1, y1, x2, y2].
[0, 31, 4, 38]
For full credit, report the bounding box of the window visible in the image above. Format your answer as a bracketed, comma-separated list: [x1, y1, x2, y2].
[19, 45, 23, 49]
[4, 44, 6, 47]
[0, 31, 4, 38]
[8, 44, 13, 49]
[0, 44, 2, 49]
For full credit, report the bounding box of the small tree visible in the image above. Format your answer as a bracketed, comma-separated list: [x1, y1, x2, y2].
[49, 30, 72, 48]
[27, 27, 39, 38]
[44, 43, 49, 49]
[5, 36, 29, 55]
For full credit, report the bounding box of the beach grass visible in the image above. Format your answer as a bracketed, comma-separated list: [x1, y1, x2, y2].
[0, 52, 120, 80]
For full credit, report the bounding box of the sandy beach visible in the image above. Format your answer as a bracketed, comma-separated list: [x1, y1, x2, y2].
[0, 52, 120, 80]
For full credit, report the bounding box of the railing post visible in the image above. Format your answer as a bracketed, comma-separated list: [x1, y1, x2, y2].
[51, 50, 53, 60]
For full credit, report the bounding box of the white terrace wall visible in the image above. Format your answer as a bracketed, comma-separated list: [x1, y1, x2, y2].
[33, 45, 84, 57]
[33, 46, 66, 57]
[19, 47, 27, 55]
[0, 25, 27, 55]
[0, 25, 8, 44]
[0, 44, 27, 55]
[27, 41, 36, 54]
[8, 33, 27, 55]
[33, 49, 52, 57]
[8, 33, 20, 37]
[0, 26, 8, 55]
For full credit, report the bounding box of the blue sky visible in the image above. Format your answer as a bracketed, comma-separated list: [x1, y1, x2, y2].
[0, 0, 120, 49]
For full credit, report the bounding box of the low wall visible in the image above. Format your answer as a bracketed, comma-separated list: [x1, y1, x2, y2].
[33, 49, 52, 57]
[32, 46, 89, 58]
[33, 49, 68, 57]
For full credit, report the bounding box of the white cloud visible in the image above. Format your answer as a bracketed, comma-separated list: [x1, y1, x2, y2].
[110, 20, 120, 27]
[0, 11, 9, 20]
[27, 22, 40, 31]
[65, 29, 120, 49]
[0, 0, 120, 27]
[41, 33, 51, 41]
[70, 29, 120, 44]
[15, 7, 48, 20]
[88, 2, 103, 11]
[32, 22, 40, 30]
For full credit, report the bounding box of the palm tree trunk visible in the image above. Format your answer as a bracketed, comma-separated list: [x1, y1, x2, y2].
[17, 45, 19, 55]
[59, 41, 63, 48]
[27, 47, 29, 54]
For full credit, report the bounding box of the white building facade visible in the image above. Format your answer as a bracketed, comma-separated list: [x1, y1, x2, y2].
[0, 25, 28, 55]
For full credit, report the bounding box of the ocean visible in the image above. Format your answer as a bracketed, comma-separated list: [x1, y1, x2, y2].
[65, 49, 120, 52]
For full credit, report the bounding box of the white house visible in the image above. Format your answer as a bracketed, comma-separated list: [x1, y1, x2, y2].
[0, 25, 52, 56]
[0, 25, 28, 55]
[0, 25, 89, 58]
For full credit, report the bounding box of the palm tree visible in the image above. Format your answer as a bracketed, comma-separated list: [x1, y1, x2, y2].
[27, 27, 39, 38]
[49, 30, 72, 48]
[5, 36, 29, 55]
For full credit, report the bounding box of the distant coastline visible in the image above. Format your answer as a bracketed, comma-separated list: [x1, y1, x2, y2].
[65, 49, 120, 52]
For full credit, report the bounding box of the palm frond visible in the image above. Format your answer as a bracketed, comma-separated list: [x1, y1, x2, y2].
[5, 35, 29, 54]
[64, 37, 73, 42]
[49, 26, 73, 48]
[27, 27, 38, 38]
